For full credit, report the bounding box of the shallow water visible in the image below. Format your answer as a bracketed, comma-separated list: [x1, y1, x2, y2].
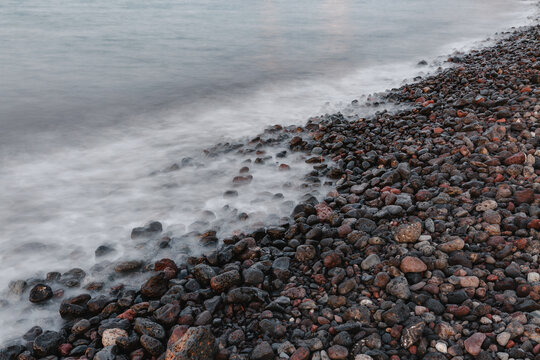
[0, 0, 535, 344]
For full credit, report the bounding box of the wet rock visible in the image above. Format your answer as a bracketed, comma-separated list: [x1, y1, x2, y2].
[29, 284, 53, 303]
[131, 221, 163, 239]
[141, 272, 169, 299]
[192, 264, 216, 286]
[33, 331, 62, 357]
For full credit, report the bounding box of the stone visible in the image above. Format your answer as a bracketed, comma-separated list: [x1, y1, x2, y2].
[435, 342, 447, 353]
[528, 272, 540, 283]
[290, 347, 310, 360]
[192, 264, 216, 285]
[323, 252, 342, 268]
[165, 326, 216, 360]
[401, 321, 425, 348]
[102, 328, 128, 347]
[496, 332, 510, 346]
[394, 222, 422, 243]
[327, 345, 348, 360]
[386, 276, 411, 299]
[154, 303, 181, 326]
[210, 270, 241, 293]
[243, 267, 264, 285]
[459, 276, 480, 288]
[438, 238, 465, 253]
[94, 345, 116, 360]
[141, 335, 165, 357]
[361, 254, 380, 270]
[296, 245, 316, 262]
[250, 341, 274, 360]
[464, 333, 486, 356]
[475, 200, 497, 212]
[141, 272, 169, 299]
[134, 318, 166, 339]
[29, 284, 53, 303]
[400, 256, 427, 273]
[33, 331, 62, 357]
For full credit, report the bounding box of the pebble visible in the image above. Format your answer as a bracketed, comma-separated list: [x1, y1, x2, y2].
[102, 328, 128, 347]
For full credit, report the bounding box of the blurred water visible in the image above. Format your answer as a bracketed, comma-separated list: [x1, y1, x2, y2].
[0, 0, 535, 344]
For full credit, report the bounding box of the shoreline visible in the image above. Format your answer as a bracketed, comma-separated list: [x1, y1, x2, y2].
[2, 22, 540, 360]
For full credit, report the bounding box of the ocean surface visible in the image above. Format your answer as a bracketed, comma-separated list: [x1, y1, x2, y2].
[0, 0, 535, 344]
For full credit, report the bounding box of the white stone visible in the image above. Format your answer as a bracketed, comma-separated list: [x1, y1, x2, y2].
[480, 316, 492, 324]
[355, 355, 374, 360]
[527, 272, 540, 283]
[435, 342, 448, 353]
[102, 328, 128, 347]
[496, 332, 511, 346]
[497, 352, 509, 360]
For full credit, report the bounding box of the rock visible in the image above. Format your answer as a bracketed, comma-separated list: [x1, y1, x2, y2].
[435, 342, 447, 353]
[382, 301, 410, 325]
[514, 188, 534, 204]
[400, 256, 427, 273]
[435, 322, 456, 340]
[134, 318, 166, 339]
[243, 266, 264, 285]
[394, 222, 422, 243]
[141, 272, 169, 299]
[386, 276, 411, 299]
[94, 346, 116, 360]
[327, 345, 348, 360]
[323, 252, 342, 268]
[131, 221, 163, 239]
[192, 264, 216, 285]
[401, 321, 425, 348]
[29, 284, 53, 303]
[496, 332, 511, 346]
[528, 272, 540, 283]
[437, 238, 465, 252]
[141, 335, 165, 357]
[290, 347, 310, 360]
[250, 341, 274, 360]
[33, 331, 62, 357]
[102, 328, 128, 347]
[210, 270, 241, 293]
[355, 356, 374, 360]
[464, 333, 486, 356]
[504, 152, 525, 165]
[165, 326, 216, 360]
[475, 200, 497, 212]
[114, 260, 142, 273]
[459, 276, 480, 288]
[296, 245, 316, 262]
[154, 303, 181, 326]
[361, 254, 381, 270]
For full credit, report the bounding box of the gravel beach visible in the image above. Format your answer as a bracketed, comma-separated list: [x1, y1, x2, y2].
[1, 23, 539, 360]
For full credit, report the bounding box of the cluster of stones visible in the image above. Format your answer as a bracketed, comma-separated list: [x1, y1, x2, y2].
[1, 25, 540, 360]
